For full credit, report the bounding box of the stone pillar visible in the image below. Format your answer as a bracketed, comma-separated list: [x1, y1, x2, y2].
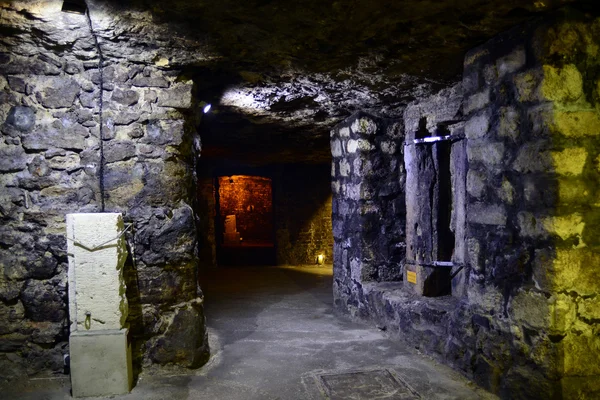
[403, 85, 465, 297]
[66, 213, 132, 397]
[331, 112, 405, 316]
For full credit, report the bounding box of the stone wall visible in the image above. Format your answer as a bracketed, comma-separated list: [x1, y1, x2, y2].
[459, 12, 600, 398]
[274, 164, 333, 265]
[331, 112, 405, 312]
[332, 11, 600, 400]
[0, 4, 208, 381]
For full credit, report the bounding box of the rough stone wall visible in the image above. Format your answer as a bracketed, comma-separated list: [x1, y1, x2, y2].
[333, 11, 600, 400]
[218, 175, 273, 243]
[274, 164, 333, 265]
[331, 112, 405, 313]
[0, 4, 208, 381]
[459, 12, 600, 398]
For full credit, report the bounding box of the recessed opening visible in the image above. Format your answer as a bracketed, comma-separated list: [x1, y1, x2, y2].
[215, 175, 275, 265]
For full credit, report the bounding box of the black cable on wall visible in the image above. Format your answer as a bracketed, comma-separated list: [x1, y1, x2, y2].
[84, 2, 106, 212]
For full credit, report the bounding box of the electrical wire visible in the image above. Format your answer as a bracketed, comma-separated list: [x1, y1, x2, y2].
[84, 2, 106, 212]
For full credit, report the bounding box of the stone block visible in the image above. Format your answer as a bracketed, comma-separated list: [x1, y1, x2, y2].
[512, 142, 552, 173]
[517, 212, 548, 238]
[347, 139, 358, 153]
[556, 177, 589, 205]
[465, 113, 490, 139]
[467, 141, 504, 165]
[542, 213, 584, 242]
[39, 78, 80, 109]
[551, 147, 587, 176]
[69, 329, 132, 398]
[111, 88, 139, 106]
[514, 68, 543, 103]
[552, 110, 600, 137]
[510, 290, 551, 329]
[331, 139, 342, 157]
[466, 169, 486, 198]
[467, 203, 506, 226]
[549, 293, 577, 333]
[496, 47, 526, 78]
[21, 125, 87, 152]
[358, 139, 373, 151]
[467, 238, 481, 272]
[351, 117, 377, 135]
[131, 75, 169, 88]
[541, 64, 584, 104]
[533, 248, 600, 296]
[464, 89, 490, 115]
[66, 213, 128, 331]
[47, 154, 80, 171]
[380, 141, 397, 155]
[0, 145, 27, 172]
[3, 106, 35, 135]
[21, 279, 65, 324]
[579, 297, 600, 321]
[497, 177, 515, 204]
[498, 106, 519, 141]
[563, 331, 600, 377]
[157, 83, 192, 108]
[148, 299, 208, 368]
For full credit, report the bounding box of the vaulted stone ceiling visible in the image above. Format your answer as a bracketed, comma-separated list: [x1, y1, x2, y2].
[1, 0, 596, 164]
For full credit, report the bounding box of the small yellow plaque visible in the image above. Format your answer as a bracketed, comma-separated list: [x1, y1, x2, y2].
[407, 271, 417, 284]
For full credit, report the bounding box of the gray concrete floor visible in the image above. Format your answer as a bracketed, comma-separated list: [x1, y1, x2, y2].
[2, 265, 496, 400]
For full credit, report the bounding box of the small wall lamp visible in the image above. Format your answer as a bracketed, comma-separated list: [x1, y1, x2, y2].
[316, 254, 325, 265]
[61, 0, 87, 14]
[199, 101, 212, 114]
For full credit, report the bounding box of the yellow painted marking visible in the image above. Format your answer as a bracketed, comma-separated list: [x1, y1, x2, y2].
[407, 271, 417, 284]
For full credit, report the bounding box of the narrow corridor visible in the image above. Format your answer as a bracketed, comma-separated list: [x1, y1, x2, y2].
[2, 265, 495, 400]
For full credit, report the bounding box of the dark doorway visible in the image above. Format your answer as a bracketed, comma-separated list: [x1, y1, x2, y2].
[215, 175, 276, 265]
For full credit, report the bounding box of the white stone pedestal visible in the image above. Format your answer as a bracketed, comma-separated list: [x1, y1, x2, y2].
[66, 213, 132, 397]
[69, 329, 133, 398]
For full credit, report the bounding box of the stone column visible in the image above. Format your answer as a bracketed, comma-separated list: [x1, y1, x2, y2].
[331, 112, 405, 317]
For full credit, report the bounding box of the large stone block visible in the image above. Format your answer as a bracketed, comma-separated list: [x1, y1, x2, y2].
[533, 248, 600, 296]
[541, 64, 584, 104]
[467, 203, 507, 226]
[157, 83, 192, 108]
[467, 141, 504, 165]
[464, 113, 490, 139]
[38, 78, 80, 109]
[551, 147, 587, 176]
[66, 213, 128, 331]
[148, 298, 209, 368]
[552, 110, 600, 137]
[69, 329, 132, 398]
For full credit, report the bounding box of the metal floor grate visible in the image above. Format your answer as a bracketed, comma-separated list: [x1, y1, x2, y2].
[316, 368, 420, 400]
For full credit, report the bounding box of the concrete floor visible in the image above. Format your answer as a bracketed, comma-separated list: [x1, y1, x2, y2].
[2, 265, 496, 400]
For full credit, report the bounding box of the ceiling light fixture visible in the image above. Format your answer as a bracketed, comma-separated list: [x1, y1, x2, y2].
[61, 0, 88, 14]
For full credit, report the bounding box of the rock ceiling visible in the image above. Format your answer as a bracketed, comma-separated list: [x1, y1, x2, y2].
[1, 0, 597, 164]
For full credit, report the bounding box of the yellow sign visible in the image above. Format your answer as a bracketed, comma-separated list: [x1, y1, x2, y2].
[407, 271, 417, 284]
